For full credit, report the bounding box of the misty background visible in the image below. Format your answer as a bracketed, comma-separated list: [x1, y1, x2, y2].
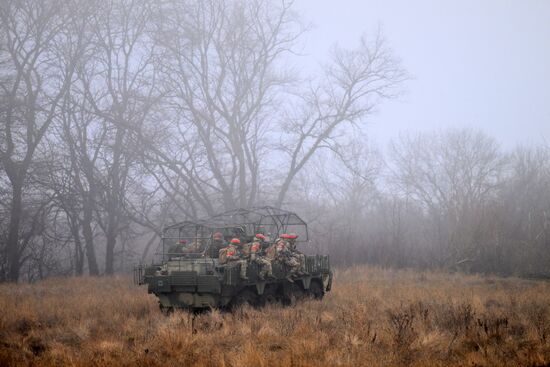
[297, 0, 550, 148]
[1, 0, 549, 282]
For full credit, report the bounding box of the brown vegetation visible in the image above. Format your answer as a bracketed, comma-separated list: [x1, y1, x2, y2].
[1, 266, 550, 366]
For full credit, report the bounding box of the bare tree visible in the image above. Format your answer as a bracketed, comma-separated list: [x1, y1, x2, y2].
[276, 31, 406, 207]
[148, 0, 301, 213]
[388, 129, 508, 267]
[494, 147, 550, 274]
[79, 0, 160, 274]
[6, 0, 544, 281]
[0, 0, 89, 281]
[55, 91, 102, 275]
[297, 139, 384, 265]
[148, 0, 405, 218]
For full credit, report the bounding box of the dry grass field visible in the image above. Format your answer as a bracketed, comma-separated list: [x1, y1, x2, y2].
[1, 266, 550, 366]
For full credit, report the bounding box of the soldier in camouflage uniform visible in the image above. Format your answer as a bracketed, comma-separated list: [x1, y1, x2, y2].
[245, 233, 273, 280]
[208, 232, 225, 258]
[273, 235, 301, 282]
[265, 240, 278, 262]
[220, 238, 248, 279]
[185, 239, 202, 253]
[218, 241, 231, 265]
[283, 233, 306, 275]
[168, 239, 187, 258]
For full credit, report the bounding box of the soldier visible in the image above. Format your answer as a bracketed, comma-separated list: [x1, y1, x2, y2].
[265, 239, 278, 262]
[218, 241, 231, 265]
[220, 238, 248, 280]
[273, 235, 301, 282]
[208, 232, 225, 258]
[248, 233, 273, 280]
[168, 239, 187, 257]
[185, 239, 202, 253]
[283, 233, 306, 275]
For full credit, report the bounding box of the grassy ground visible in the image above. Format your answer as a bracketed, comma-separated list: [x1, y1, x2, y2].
[1, 266, 550, 366]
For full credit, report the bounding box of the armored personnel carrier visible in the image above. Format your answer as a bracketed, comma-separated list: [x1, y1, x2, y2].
[134, 206, 332, 312]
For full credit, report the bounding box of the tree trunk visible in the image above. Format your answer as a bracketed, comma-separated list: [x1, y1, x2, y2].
[104, 213, 117, 275]
[69, 220, 84, 276]
[82, 202, 100, 275]
[141, 232, 159, 263]
[7, 180, 23, 282]
[104, 127, 124, 275]
[276, 175, 294, 209]
[75, 238, 84, 276]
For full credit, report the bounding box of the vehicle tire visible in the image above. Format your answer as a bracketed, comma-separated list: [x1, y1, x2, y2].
[261, 286, 281, 306]
[309, 280, 324, 300]
[283, 283, 306, 306]
[263, 293, 279, 305]
[231, 288, 259, 310]
[159, 304, 174, 315]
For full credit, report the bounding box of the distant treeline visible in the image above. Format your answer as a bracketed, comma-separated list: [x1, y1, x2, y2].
[300, 130, 550, 277]
[1, 0, 547, 281]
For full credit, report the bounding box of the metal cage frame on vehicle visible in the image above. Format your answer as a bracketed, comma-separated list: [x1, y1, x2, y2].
[158, 206, 309, 259]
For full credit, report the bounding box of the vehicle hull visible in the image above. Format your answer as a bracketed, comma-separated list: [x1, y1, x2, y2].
[136, 255, 332, 311]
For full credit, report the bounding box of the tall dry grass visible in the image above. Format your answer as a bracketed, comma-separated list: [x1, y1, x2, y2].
[1, 266, 550, 366]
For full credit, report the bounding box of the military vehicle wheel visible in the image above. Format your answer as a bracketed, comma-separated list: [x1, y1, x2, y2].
[262, 286, 281, 306]
[263, 293, 279, 305]
[231, 289, 259, 309]
[283, 284, 306, 306]
[309, 280, 324, 300]
[159, 305, 174, 315]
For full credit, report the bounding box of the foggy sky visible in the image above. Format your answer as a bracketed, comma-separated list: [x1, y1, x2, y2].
[295, 0, 550, 148]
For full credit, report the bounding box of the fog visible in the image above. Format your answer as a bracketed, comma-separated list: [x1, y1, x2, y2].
[1, 0, 549, 282]
[297, 0, 550, 147]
